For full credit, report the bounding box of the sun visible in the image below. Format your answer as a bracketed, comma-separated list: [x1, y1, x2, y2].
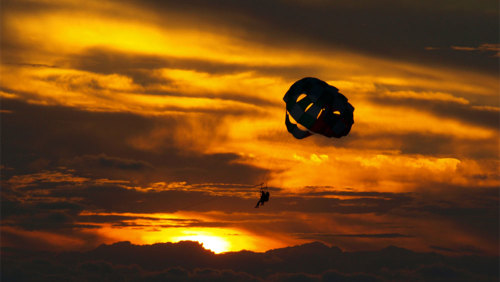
[174, 234, 230, 254]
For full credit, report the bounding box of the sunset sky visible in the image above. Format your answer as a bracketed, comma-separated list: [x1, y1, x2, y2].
[1, 0, 498, 257]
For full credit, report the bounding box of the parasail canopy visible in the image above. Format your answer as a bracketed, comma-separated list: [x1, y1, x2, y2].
[283, 77, 354, 139]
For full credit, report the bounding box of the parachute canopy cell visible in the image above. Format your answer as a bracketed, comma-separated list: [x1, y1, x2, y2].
[283, 77, 354, 139]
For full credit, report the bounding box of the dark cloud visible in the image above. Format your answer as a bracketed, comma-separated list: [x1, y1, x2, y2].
[2, 241, 497, 281]
[1, 98, 269, 184]
[305, 129, 498, 158]
[296, 233, 414, 239]
[73, 154, 153, 170]
[3, 0, 496, 76]
[58, 47, 310, 107]
[0, 83, 268, 118]
[368, 94, 500, 130]
[78, 214, 157, 224]
[13, 63, 59, 68]
[302, 189, 412, 199]
[108, 218, 232, 229]
[2, 165, 497, 247]
[0, 97, 272, 250]
[21, 182, 255, 214]
[76, 214, 219, 225]
[429, 245, 483, 255]
[68, 47, 315, 81]
[131, 0, 498, 74]
[3, 170, 497, 256]
[268, 272, 321, 282]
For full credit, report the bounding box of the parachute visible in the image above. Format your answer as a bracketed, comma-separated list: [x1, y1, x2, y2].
[283, 77, 354, 139]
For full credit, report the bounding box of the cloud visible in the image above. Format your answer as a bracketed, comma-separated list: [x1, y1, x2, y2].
[368, 91, 500, 130]
[429, 245, 483, 255]
[1, 0, 498, 269]
[1, 98, 269, 184]
[7, 170, 90, 189]
[448, 43, 500, 56]
[3, 163, 497, 255]
[127, 0, 498, 73]
[3, 0, 497, 78]
[313, 131, 498, 158]
[2, 241, 497, 281]
[296, 233, 414, 239]
[73, 154, 153, 170]
[67, 47, 316, 85]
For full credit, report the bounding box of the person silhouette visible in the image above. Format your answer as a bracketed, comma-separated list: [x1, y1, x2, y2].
[255, 190, 270, 208]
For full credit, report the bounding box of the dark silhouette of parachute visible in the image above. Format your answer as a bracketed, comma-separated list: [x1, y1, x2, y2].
[283, 77, 354, 139]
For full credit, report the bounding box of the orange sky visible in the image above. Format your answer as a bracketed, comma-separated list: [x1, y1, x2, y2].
[1, 0, 499, 255]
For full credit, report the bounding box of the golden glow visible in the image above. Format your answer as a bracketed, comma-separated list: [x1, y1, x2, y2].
[173, 233, 230, 254]
[5, 11, 238, 60]
[79, 212, 263, 253]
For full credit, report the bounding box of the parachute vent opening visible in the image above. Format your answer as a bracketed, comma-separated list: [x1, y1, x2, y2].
[287, 111, 309, 131]
[296, 93, 307, 102]
[317, 109, 324, 118]
[333, 110, 341, 116]
[305, 103, 314, 112]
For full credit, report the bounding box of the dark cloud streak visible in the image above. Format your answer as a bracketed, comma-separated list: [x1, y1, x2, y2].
[296, 232, 414, 239]
[307, 130, 498, 158]
[1, 98, 269, 184]
[369, 94, 500, 130]
[132, 0, 498, 74]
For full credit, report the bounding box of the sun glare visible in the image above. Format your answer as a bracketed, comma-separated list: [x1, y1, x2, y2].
[174, 234, 230, 254]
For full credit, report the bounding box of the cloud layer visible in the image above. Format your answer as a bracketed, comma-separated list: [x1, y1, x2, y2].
[1, 0, 498, 274]
[2, 241, 498, 281]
